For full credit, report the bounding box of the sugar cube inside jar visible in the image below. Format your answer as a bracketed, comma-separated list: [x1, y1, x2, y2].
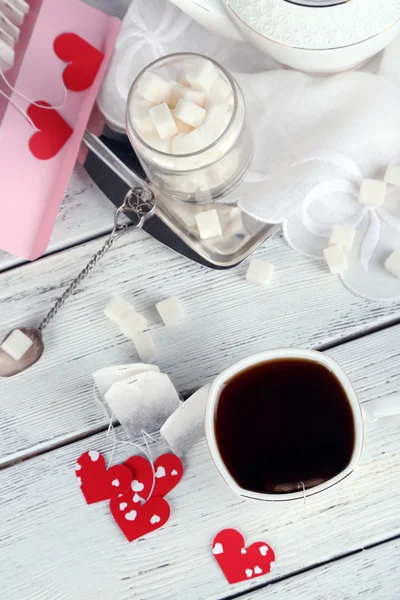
[126, 53, 252, 208]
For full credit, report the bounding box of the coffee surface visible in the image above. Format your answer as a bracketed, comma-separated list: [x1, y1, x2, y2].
[215, 359, 355, 494]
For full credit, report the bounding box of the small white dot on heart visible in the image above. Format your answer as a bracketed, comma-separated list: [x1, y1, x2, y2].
[131, 480, 144, 492]
[270, 561, 275, 569]
[254, 566, 262, 575]
[241, 548, 247, 554]
[88, 451, 99, 462]
[132, 493, 141, 503]
[259, 546, 269, 556]
[150, 514, 161, 524]
[75, 463, 81, 471]
[125, 510, 137, 521]
[245, 569, 253, 578]
[171, 469, 178, 476]
[77, 477, 82, 486]
[213, 543, 223, 555]
[155, 466, 166, 479]
[111, 479, 120, 487]
[119, 502, 128, 511]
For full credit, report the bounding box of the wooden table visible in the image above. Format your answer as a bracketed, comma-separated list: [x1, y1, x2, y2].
[1, 4, 400, 598]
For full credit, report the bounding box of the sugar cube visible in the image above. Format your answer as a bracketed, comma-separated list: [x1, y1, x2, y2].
[384, 165, 400, 187]
[119, 311, 148, 338]
[168, 83, 186, 108]
[211, 75, 231, 100]
[177, 64, 191, 87]
[246, 259, 275, 288]
[175, 119, 193, 135]
[149, 103, 178, 139]
[195, 209, 222, 239]
[181, 88, 205, 107]
[137, 71, 172, 103]
[323, 245, 348, 274]
[204, 92, 226, 111]
[384, 248, 400, 279]
[141, 131, 172, 153]
[185, 58, 218, 92]
[173, 99, 206, 128]
[359, 179, 387, 207]
[133, 331, 157, 362]
[171, 128, 208, 155]
[328, 225, 356, 251]
[131, 99, 156, 133]
[156, 296, 186, 327]
[202, 103, 231, 143]
[0, 329, 33, 361]
[104, 296, 134, 326]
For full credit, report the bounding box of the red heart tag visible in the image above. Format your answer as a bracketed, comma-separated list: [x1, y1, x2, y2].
[54, 33, 104, 92]
[110, 492, 170, 542]
[212, 529, 275, 584]
[28, 102, 73, 160]
[124, 454, 184, 501]
[75, 451, 133, 505]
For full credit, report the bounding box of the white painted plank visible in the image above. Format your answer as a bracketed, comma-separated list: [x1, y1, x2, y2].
[1, 229, 399, 464]
[0, 164, 116, 271]
[1, 325, 400, 600]
[242, 539, 400, 599]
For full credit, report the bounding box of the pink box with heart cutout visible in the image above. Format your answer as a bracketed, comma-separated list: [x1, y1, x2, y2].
[0, 0, 120, 259]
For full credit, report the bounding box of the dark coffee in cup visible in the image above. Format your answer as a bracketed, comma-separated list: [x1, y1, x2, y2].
[215, 358, 355, 494]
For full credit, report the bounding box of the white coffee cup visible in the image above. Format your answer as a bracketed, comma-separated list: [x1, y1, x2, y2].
[204, 348, 400, 501]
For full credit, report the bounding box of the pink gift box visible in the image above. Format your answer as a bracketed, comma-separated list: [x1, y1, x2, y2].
[0, 0, 120, 259]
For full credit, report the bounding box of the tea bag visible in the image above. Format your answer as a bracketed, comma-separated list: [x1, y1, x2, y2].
[104, 371, 180, 440]
[92, 363, 160, 396]
[161, 384, 210, 457]
[0, 36, 14, 72]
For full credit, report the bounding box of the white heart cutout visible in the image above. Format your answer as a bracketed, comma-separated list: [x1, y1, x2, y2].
[132, 493, 141, 503]
[119, 502, 128, 511]
[171, 469, 178, 476]
[213, 543, 224, 555]
[254, 566, 262, 575]
[77, 477, 82, 486]
[155, 466, 166, 479]
[125, 510, 137, 521]
[88, 450, 99, 462]
[131, 480, 144, 492]
[150, 514, 161, 524]
[75, 463, 81, 471]
[270, 561, 275, 569]
[241, 548, 247, 555]
[245, 569, 253, 578]
[259, 546, 269, 556]
[111, 479, 120, 487]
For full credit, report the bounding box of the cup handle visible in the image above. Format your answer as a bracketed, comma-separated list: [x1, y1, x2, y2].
[361, 394, 400, 424]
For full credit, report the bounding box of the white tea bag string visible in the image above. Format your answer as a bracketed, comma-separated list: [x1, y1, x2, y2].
[0, 65, 69, 111]
[0, 87, 34, 126]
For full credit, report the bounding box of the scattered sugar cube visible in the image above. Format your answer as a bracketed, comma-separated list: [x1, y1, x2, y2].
[141, 131, 172, 153]
[173, 99, 206, 128]
[384, 248, 400, 279]
[359, 179, 387, 207]
[104, 296, 135, 326]
[0, 329, 33, 361]
[195, 209, 222, 239]
[246, 259, 275, 288]
[185, 58, 218, 92]
[175, 118, 193, 134]
[131, 99, 156, 133]
[323, 245, 348, 274]
[181, 88, 205, 107]
[156, 296, 186, 327]
[133, 331, 157, 362]
[137, 71, 172, 103]
[169, 83, 186, 108]
[119, 311, 148, 338]
[384, 165, 400, 187]
[211, 75, 231, 100]
[328, 225, 356, 251]
[149, 103, 178, 140]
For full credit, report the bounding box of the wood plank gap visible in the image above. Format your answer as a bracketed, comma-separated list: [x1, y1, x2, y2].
[221, 533, 400, 600]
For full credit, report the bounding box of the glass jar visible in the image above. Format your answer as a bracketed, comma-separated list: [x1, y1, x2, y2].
[126, 53, 252, 203]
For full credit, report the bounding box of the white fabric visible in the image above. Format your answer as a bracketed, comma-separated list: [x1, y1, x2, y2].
[98, 0, 400, 301]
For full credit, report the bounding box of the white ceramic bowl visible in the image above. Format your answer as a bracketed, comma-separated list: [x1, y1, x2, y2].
[169, 0, 400, 73]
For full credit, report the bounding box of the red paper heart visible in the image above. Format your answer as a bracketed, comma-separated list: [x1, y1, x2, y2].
[212, 529, 275, 584]
[28, 102, 73, 160]
[110, 492, 170, 542]
[124, 454, 184, 501]
[54, 33, 104, 92]
[75, 451, 132, 504]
